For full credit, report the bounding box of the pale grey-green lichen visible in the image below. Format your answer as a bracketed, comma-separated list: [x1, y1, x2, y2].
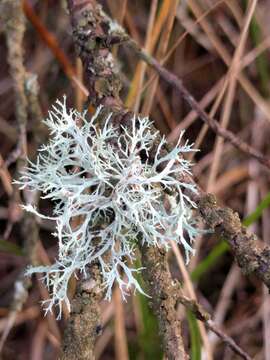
[16, 97, 200, 318]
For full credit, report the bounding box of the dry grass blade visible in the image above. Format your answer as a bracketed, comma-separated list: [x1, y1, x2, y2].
[170, 240, 213, 359]
[23, 0, 88, 97]
[114, 287, 129, 360]
[125, 0, 158, 111]
[30, 320, 48, 360]
[187, 0, 270, 122]
[141, 0, 179, 116]
[139, 0, 225, 104]
[207, 0, 258, 192]
[208, 264, 241, 353]
[0, 154, 13, 196]
[128, 40, 270, 168]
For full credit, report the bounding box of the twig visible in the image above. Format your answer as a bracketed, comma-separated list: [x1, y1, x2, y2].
[0, 0, 41, 354]
[65, 1, 270, 358]
[261, 184, 270, 360]
[22, 0, 88, 97]
[0, 276, 29, 353]
[95, 0, 270, 292]
[60, 265, 103, 360]
[141, 244, 252, 360]
[124, 38, 270, 169]
[98, 17, 270, 291]
[66, 1, 189, 358]
[85, 9, 270, 168]
[205, 320, 251, 360]
[140, 244, 189, 360]
[0, 306, 40, 333]
[23, 0, 74, 78]
[24, 73, 47, 146]
[197, 193, 270, 291]
[178, 295, 252, 360]
[61, 1, 121, 359]
[1, 0, 28, 169]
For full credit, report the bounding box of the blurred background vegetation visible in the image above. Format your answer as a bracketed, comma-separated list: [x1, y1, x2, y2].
[0, 0, 270, 359]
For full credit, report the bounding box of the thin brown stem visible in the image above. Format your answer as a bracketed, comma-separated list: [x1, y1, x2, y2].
[125, 38, 270, 169]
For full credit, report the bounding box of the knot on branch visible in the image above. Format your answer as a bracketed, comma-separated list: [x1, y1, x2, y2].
[177, 295, 211, 322]
[198, 193, 242, 236]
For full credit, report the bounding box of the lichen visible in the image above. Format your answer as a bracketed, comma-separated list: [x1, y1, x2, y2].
[16, 97, 200, 318]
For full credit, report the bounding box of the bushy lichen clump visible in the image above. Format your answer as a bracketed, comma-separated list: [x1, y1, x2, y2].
[16, 97, 199, 318]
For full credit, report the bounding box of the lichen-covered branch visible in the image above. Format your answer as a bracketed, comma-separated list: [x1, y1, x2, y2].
[140, 245, 251, 360]
[67, 0, 270, 294]
[66, 0, 270, 358]
[66, 1, 189, 358]
[198, 194, 270, 290]
[62, 1, 127, 358]
[140, 244, 189, 359]
[60, 265, 103, 360]
[67, 0, 123, 111]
